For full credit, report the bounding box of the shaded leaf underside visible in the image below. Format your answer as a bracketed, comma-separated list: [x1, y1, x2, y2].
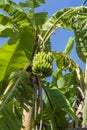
[44, 85, 77, 120]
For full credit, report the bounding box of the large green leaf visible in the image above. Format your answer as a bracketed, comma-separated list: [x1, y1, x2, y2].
[0, 24, 35, 92]
[0, 70, 33, 110]
[0, 105, 22, 130]
[42, 5, 87, 63]
[71, 7, 87, 63]
[43, 6, 87, 31]
[41, 7, 77, 45]
[0, 41, 28, 93]
[8, 24, 35, 59]
[42, 5, 87, 62]
[44, 85, 77, 120]
[42, 7, 83, 31]
[45, 101, 69, 129]
[0, 2, 32, 38]
[75, 27, 87, 63]
[0, 2, 31, 26]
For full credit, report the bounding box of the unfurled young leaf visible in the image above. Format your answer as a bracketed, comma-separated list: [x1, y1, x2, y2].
[63, 37, 74, 56]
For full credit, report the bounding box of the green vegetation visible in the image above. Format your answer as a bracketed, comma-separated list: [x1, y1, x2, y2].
[0, 0, 87, 129]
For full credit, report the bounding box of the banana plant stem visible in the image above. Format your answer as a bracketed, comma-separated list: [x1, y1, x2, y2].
[38, 77, 43, 130]
[82, 58, 87, 127]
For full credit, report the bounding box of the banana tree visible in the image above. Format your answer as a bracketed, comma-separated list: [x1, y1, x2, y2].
[42, 2, 87, 128]
[0, 0, 87, 130]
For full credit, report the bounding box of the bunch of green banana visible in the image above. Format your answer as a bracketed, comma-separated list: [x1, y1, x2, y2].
[32, 52, 53, 77]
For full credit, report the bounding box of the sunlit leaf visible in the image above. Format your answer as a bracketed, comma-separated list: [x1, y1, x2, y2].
[0, 41, 28, 93]
[0, 23, 35, 93]
[42, 8, 74, 31]
[64, 37, 74, 56]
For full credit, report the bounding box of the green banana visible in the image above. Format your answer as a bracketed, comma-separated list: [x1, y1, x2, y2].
[32, 52, 53, 77]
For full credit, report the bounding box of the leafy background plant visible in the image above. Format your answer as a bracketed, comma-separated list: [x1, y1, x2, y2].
[0, 0, 87, 130]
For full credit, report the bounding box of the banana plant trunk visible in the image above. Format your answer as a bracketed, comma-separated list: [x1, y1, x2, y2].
[82, 58, 87, 128]
[21, 101, 33, 130]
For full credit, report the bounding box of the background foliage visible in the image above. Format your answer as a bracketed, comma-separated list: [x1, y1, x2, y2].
[0, 0, 87, 130]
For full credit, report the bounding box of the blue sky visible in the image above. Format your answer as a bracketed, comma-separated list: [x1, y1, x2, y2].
[0, 0, 86, 71]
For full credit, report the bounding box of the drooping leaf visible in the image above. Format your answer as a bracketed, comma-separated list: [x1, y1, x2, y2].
[43, 101, 57, 130]
[44, 85, 77, 120]
[45, 101, 69, 129]
[42, 6, 87, 50]
[0, 70, 33, 110]
[0, 70, 33, 130]
[0, 1, 33, 39]
[0, 2, 31, 26]
[0, 105, 22, 130]
[42, 8, 73, 31]
[71, 7, 87, 63]
[75, 28, 87, 63]
[54, 109, 69, 129]
[43, 7, 84, 31]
